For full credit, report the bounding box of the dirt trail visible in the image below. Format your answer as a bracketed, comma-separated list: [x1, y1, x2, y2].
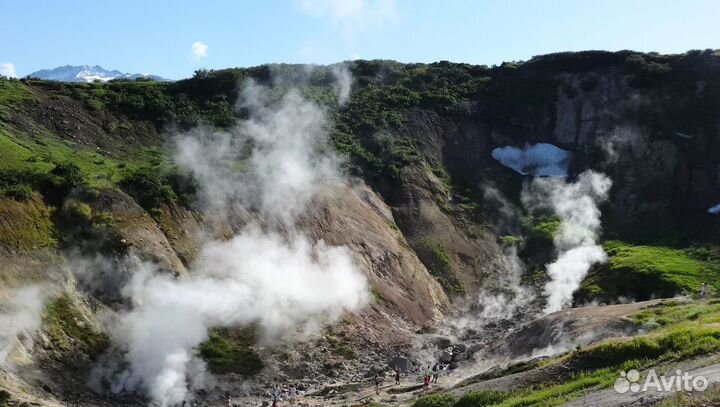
[562, 355, 720, 407]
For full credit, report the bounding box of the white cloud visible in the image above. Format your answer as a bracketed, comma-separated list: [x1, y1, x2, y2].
[298, 0, 397, 34]
[0, 63, 17, 78]
[191, 41, 208, 61]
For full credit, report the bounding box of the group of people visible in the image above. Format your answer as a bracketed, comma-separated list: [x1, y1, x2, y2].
[423, 362, 446, 390]
[376, 361, 447, 395]
[269, 383, 298, 407]
[265, 361, 446, 403]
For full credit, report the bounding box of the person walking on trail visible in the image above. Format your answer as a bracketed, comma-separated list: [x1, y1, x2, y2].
[423, 365, 432, 390]
[432, 363, 439, 383]
[287, 384, 297, 406]
[374, 373, 382, 395]
[272, 384, 281, 407]
[394, 366, 401, 385]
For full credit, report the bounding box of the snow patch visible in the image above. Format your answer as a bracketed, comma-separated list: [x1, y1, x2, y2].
[492, 143, 571, 177]
[708, 203, 720, 214]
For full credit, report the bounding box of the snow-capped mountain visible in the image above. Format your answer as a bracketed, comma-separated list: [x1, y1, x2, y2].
[27, 65, 169, 82]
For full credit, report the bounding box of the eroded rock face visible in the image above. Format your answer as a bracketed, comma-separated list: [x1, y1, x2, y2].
[547, 73, 719, 232]
[396, 70, 720, 240]
[86, 189, 188, 276]
[301, 182, 449, 327]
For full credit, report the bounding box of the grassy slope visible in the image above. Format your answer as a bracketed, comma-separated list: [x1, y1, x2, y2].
[43, 296, 110, 357]
[577, 241, 720, 302]
[0, 79, 266, 374]
[198, 328, 264, 377]
[0, 194, 56, 250]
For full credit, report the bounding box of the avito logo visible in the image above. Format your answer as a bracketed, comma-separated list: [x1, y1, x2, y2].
[614, 369, 709, 394]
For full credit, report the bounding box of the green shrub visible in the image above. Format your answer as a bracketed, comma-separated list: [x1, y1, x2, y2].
[455, 390, 509, 407]
[61, 199, 93, 220]
[577, 241, 717, 303]
[199, 328, 264, 377]
[1, 184, 32, 201]
[412, 392, 457, 407]
[119, 168, 176, 210]
[420, 238, 464, 296]
[521, 216, 559, 252]
[569, 337, 663, 369]
[163, 166, 198, 206]
[0, 390, 9, 407]
[119, 165, 197, 210]
[43, 296, 109, 356]
[50, 162, 84, 187]
[568, 325, 720, 370]
[499, 235, 523, 247]
[38, 163, 85, 205]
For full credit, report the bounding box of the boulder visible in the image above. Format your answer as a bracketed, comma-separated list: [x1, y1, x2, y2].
[430, 335, 453, 349]
[452, 352, 468, 362]
[453, 343, 467, 353]
[389, 356, 414, 372]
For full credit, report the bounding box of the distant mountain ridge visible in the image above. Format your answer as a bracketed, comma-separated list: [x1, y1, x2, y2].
[27, 65, 170, 82]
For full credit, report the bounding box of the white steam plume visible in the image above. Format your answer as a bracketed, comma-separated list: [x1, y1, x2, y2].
[107, 80, 369, 406]
[452, 245, 535, 331]
[330, 64, 353, 105]
[176, 82, 342, 225]
[522, 171, 612, 314]
[475, 246, 535, 322]
[0, 286, 46, 366]
[595, 125, 645, 165]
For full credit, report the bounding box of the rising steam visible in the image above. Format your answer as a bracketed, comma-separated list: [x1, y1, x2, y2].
[475, 246, 535, 322]
[330, 64, 353, 105]
[0, 286, 46, 366]
[105, 80, 369, 406]
[522, 171, 612, 314]
[175, 82, 342, 224]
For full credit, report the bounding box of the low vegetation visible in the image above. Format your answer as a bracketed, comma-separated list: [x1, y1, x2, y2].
[420, 237, 465, 296]
[413, 392, 457, 407]
[43, 296, 110, 357]
[577, 241, 720, 302]
[0, 390, 10, 407]
[198, 328, 264, 377]
[454, 390, 510, 407]
[658, 384, 720, 406]
[0, 194, 56, 251]
[119, 165, 197, 210]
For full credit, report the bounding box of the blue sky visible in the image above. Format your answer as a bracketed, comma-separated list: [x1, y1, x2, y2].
[1, 0, 718, 80]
